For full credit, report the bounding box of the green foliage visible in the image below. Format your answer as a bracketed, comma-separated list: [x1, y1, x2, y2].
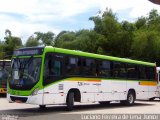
[34, 31, 55, 46]
[135, 17, 147, 29]
[3, 29, 23, 57]
[1, 8, 160, 66]
[25, 36, 40, 47]
[132, 30, 160, 62]
[54, 31, 76, 48]
[25, 31, 55, 47]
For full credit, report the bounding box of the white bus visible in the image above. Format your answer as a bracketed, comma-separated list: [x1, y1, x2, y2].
[151, 67, 160, 100]
[7, 46, 158, 110]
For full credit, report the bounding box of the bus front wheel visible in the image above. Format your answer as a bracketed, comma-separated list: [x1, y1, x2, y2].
[39, 105, 46, 109]
[121, 91, 135, 106]
[149, 97, 155, 101]
[66, 92, 74, 111]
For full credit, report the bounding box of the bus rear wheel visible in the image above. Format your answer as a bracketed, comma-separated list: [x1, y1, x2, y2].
[66, 92, 74, 111]
[39, 105, 46, 109]
[149, 97, 155, 101]
[121, 91, 135, 106]
[99, 101, 110, 105]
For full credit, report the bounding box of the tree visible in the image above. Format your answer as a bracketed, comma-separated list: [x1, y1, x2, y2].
[135, 17, 147, 29]
[25, 36, 40, 47]
[4, 29, 23, 56]
[34, 31, 55, 46]
[0, 41, 5, 58]
[54, 31, 76, 48]
[54, 31, 67, 46]
[131, 30, 160, 62]
[90, 8, 135, 58]
[74, 30, 106, 53]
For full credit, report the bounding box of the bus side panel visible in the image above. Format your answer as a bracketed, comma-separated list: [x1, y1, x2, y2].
[101, 80, 113, 101]
[111, 80, 127, 100]
[27, 92, 43, 105]
[64, 81, 95, 103]
[127, 81, 148, 100]
[148, 84, 158, 99]
[43, 83, 66, 105]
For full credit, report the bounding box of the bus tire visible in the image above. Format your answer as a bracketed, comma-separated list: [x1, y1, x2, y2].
[39, 105, 46, 109]
[99, 101, 110, 105]
[121, 91, 135, 106]
[66, 92, 74, 111]
[149, 97, 155, 101]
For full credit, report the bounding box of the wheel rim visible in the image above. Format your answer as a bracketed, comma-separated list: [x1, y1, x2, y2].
[128, 94, 134, 104]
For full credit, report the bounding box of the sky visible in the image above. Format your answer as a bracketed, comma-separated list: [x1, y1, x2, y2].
[0, 0, 160, 43]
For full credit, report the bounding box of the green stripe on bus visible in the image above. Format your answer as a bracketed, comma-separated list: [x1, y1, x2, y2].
[44, 46, 155, 66]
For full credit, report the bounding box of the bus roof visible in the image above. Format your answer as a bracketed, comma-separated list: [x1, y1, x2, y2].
[44, 46, 156, 67]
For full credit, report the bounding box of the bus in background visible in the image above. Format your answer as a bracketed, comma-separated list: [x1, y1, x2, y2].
[153, 67, 160, 100]
[0, 60, 11, 94]
[7, 46, 158, 111]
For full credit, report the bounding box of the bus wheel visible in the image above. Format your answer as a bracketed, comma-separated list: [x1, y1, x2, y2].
[149, 97, 155, 101]
[66, 92, 74, 111]
[39, 105, 46, 109]
[121, 91, 135, 106]
[99, 101, 110, 105]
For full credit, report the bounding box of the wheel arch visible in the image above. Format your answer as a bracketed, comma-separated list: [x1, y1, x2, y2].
[128, 88, 136, 100]
[66, 88, 81, 102]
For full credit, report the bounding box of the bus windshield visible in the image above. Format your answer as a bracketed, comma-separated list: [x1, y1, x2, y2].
[0, 69, 9, 87]
[9, 57, 41, 90]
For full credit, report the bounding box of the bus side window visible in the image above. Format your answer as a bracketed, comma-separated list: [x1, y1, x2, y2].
[99, 61, 111, 77]
[82, 58, 96, 77]
[146, 66, 155, 81]
[65, 57, 81, 76]
[44, 55, 53, 77]
[44, 54, 62, 85]
[112, 62, 127, 79]
[139, 66, 147, 80]
[126, 64, 138, 80]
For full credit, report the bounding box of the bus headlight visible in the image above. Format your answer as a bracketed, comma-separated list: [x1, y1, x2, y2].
[31, 87, 39, 96]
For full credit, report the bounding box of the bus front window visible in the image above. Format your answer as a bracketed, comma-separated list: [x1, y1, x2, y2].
[9, 57, 41, 90]
[0, 69, 9, 87]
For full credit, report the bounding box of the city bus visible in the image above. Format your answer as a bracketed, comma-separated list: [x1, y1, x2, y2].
[7, 46, 158, 110]
[150, 67, 160, 100]
[0, 60, 11, 94]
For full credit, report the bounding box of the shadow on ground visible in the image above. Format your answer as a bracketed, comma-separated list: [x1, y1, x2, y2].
[0, 102, 155, 118]
[0, 94, 6, 98]
[138, 99, 160, 102]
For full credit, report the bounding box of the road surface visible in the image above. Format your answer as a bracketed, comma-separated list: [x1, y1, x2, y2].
[0, 97, 160, 120]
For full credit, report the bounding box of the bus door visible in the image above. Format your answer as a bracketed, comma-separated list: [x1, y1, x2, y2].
[156, 69, 160, 98]
[145, 66, 157, 99]
[96, 60, 112, 101]
[111, 62, 127, 100]
[81, 58, 96, 102]
[137, 66, 149, 99]
[43, 53, 65, 104]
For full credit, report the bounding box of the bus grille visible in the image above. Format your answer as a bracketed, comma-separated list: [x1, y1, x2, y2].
[10, 96, 28, 103]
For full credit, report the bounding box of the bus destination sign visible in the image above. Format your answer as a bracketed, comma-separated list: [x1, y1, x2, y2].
[13, 48, 44, 56]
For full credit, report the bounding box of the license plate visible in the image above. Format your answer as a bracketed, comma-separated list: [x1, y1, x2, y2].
[15, 100, 22, 103]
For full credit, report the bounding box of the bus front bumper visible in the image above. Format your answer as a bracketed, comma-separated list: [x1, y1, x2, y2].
[7, 93, 43, 105]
